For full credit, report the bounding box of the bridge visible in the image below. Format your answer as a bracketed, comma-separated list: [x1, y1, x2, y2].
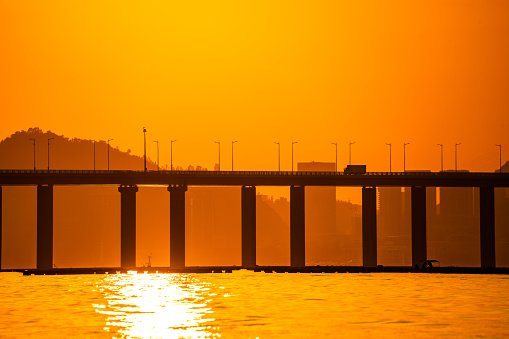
[1, 169, 508, 270]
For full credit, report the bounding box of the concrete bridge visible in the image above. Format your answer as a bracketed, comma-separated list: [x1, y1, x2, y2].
[1, 169, 508, 270]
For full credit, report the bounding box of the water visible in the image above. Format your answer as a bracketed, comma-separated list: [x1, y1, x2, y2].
[1, 271, 509, 338]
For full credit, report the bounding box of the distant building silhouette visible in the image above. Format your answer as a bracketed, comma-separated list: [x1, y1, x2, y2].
[430, 187, 480, 266]
[298, 162, 337, 265]
[377, 187, 412, 265]
[256, 194, 290, 266]
[186, 187, 241, 266]
[335, 200, 362, 265]
[377, 187, 438, 266]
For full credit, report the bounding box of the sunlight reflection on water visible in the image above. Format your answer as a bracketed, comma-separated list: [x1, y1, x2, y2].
[1, 271, 509, 338]
[94, 272, 219, 338]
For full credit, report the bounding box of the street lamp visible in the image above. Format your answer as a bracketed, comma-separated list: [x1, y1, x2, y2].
[455, 143, 461, 172]
[93, 140, 96, 171]
[108, 139, 114, 171]
[403, 143, 410, 172]
[349, 142, 355, 165]
[332, 142, 337, 173]
[496, 144, 502, 173]
[143, 127, 147, 172]
[153, 140, 159, 171]
[47, 138, 54, 171]
[386, 143, 392, 173]
[437, 144, 443, 172]
[292, 141, 298, 172]
[29, 138, 36, 170]
[215, 141, 221, 171]
[231, 141, 238, 171]
[171, 140, 177, 171]
[274, 142, 280, 172]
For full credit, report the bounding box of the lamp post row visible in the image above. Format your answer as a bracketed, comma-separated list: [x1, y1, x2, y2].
[29, 138, 36, 170]
[47, 138, 54, 171]
[437, 144, 443, 172]
[455, 143, 461, 172]
[291, 141, 298, 172]
[107, 139, 113, 171]
[497, 144, 502, 173]
[27, 133, 504, 173]
[403, 143, 410, 172]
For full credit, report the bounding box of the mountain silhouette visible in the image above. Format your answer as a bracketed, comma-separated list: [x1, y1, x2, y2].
[0, 127, 157, 171]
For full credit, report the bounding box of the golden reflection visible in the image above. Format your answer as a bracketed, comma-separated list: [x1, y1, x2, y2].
[93, 273, 219, 338]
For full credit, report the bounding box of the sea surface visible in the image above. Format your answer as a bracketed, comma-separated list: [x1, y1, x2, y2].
[1, 271, 509, 338]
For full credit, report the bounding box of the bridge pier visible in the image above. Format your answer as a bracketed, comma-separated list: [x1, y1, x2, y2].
[37, 185, 53, 269]
[242, 186, 256, 267]
[0, 186, 2, 269]
[362, 187, 377, 267]
[290, 186, 305, 267]
[480, 186, 495, 268]
[411, 186, 427, 268]
[119, 185, 138, 268]
[168, 185, 187, 268]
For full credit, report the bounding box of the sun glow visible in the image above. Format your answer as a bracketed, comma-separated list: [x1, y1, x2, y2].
[94, 273, 219, 338]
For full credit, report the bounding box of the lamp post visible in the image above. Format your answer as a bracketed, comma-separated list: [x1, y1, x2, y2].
[455, 143, 461, 172]
[29, 138, 36, 170]
[215, 141, 220, 171]
[386, 143, 392, 173]
[496, 144, 502, 173]
[143, 127, 147, 172]
[403, 143, 410, 172]
[292, 141, 298, 172]
[231, 141, 238, 171]
[437, 144, 443, 172]
[275, 142, 280, 172]
[108, 139, 113, 171]
[332, 142, 337, 173]
[153, 140, 159, 171]
[349, 142, 355, 165]
[171, 140, 177, 171]
[93, 140, 96, 171]
[47, 138, 54, 171]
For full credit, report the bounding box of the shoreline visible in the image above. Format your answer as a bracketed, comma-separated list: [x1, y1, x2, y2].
[1, 266, 508, 275]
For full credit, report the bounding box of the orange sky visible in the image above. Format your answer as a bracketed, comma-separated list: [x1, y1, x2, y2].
[1, 1, 509, 174]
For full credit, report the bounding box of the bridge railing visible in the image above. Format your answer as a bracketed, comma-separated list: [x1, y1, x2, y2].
[0, 169, 504, 177]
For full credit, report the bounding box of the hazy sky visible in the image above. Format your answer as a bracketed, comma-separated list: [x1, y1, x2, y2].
[1, 1, 508, 173]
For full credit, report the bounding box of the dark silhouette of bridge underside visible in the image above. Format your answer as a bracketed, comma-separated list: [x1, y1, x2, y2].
[1, 170, 508, 271]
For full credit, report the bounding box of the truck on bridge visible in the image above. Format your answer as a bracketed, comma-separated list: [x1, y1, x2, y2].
[344, 165, 366, 174]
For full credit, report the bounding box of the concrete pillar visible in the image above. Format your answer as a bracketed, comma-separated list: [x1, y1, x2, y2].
[480, 186, 495, 268]
[118, 185, 138, 268]
[290, 186, 305, 267]
[168, 185, 187, 268]
[362, 187, 377, 267]
[411, 186, 427, 268]
[241, 186, 256, 267]
[37, 185, 53, 269]
[0, 186, 2, 270]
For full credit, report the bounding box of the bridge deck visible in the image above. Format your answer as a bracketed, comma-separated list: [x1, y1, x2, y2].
[1, 170, 509, 187]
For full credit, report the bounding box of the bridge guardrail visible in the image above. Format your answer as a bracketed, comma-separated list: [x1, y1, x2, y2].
[0, 169, 504, 177]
